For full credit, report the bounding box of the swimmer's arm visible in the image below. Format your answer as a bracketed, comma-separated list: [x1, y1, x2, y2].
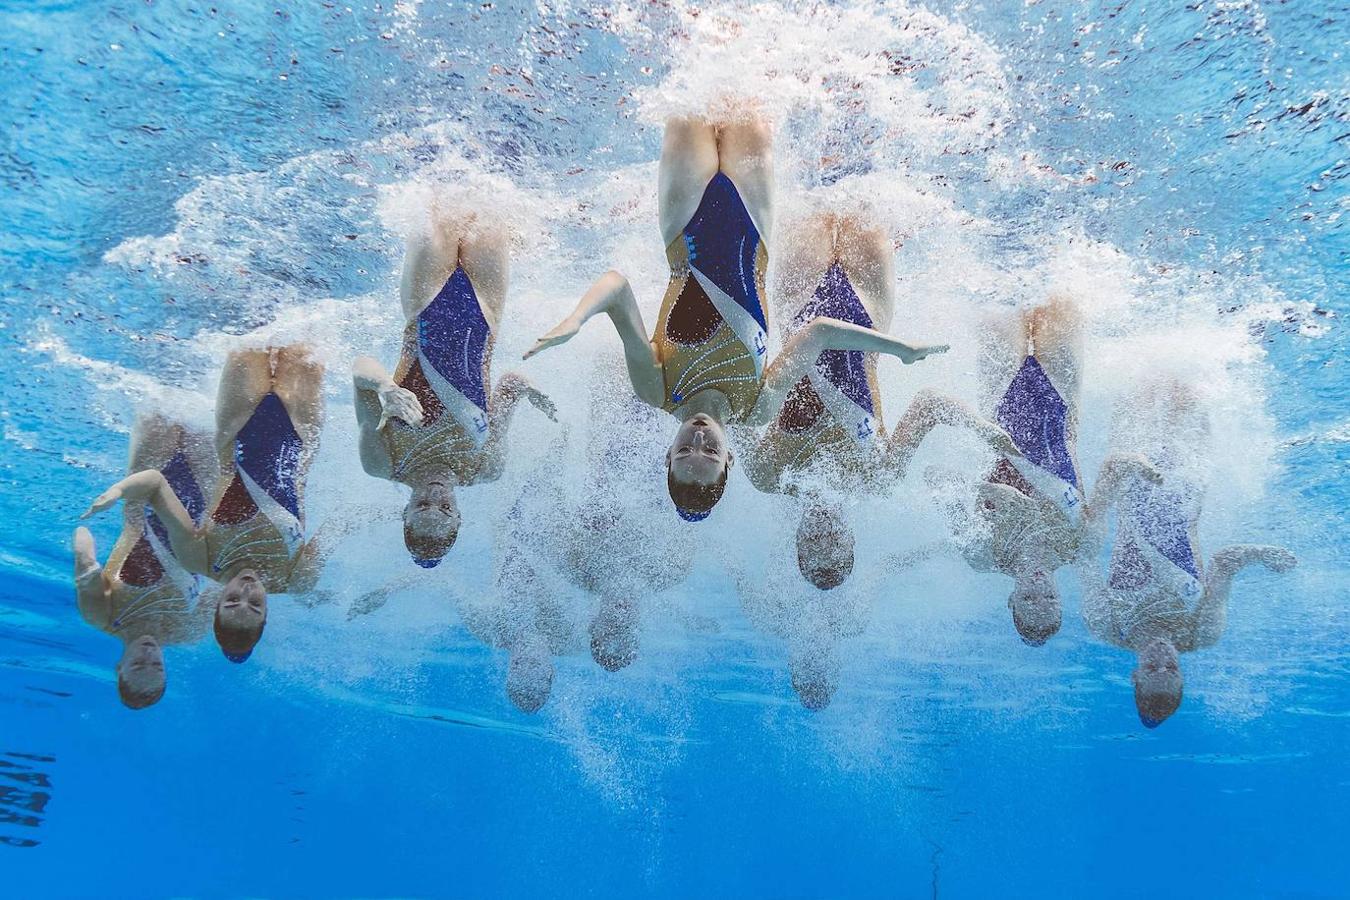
[884, 390, 1019, 479]
[159, 584, 218, 644]
[879, 540, 961, 572]
[73, 526, 112, 629]
[524, 271, 665, 408]
[1190, 544, 1298, 650]
[352, 357, 413, 479]
[472, 373, 559, 485]
[745, 318, 949, 427]
[287, 506, 391, 594]
[735, 430, 784, 497]
[1080, 586, 1131, 649]
[975, 482, 1051, 573]
[82, 471, 209, 575]
[347, 571, 428, 620]
[1076, 453, 1162, 562]
[922, 466, 997, 572]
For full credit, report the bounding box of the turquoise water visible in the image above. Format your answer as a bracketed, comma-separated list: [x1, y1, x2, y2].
[2, 1, 1347, 896]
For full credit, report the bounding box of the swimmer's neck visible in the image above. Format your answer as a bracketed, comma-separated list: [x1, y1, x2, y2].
[1118, 594, 1192, 648]
[673, 390, 732, 424]
[406, 464, 461, 489]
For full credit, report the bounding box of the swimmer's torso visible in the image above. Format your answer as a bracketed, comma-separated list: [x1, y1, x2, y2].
[970, 353, 1086, 571]
[99, 445, 209, 639]
[383, 266, 495, 484]
[977, 459, 1081, 574]
[652, 172, 769, 422]
[101, 512, 201, 640]
[208, 392, 309, 592]
[1086, 583, 1197, 651]
[1107, 478, 1204, 604]
[750, 261, 886, 493]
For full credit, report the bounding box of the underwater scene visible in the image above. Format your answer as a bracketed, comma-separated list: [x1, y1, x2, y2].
[2, 0, 1346, 896]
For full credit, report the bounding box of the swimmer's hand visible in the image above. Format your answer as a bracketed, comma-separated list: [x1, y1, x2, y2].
[82, 486, 124, 519]
[1255, 546, 1298, 574]
[526, 390, 558, 422]
[900, 343, 949, 365]
[523, 316, 581, 360]
[497, 372, 558, 422]
[82, 470, 165, 519]
[1104, 453, 1163, 486]
[982, 424, 1022, 459]
[377, 384, 423, 430]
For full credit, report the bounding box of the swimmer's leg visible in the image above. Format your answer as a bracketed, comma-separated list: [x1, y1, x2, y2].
[772, 211, 838, 331]
[836, 216, 895, 332]
[1028, 294, 1084, 422]
[717, 116, 775, 244]
[658, 117, 719, 247]
[273, 344, 326, 450]
[590, 592, 638, 672]
[977, 307, 1029, 417]
[1158, 379, 1210, 467]
[400, 214, 471, 321]
[458, 220, 510, 331]
[214, 349, 274, 471]
[129, 412, 185, 474]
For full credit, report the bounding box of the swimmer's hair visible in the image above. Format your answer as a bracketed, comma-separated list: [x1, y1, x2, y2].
[1011, 608, 1060, 647]
[117, 673, 165, 710]
[404, 520, 457, 568]
[796, 505, 854, 591]
[214, 609, 265, 664]
[1134, 683, 1183, 728]
[791, 670, 835, 711]
[668, 467, 729, 523]
[801, 561, 850, 592]
[1009, 575, 1062, 646]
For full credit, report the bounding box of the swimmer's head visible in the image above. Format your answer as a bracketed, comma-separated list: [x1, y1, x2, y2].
[214, 569, 267, 663]
[590, 595, 638, 673]
[403, 480, 460, 567]
[789, 645, 839, 712]
[796, 503, 855, 590]
[505, 636, 553, 714]
[1008, 571, 1061, 646]
[1133, 637, 1183, 728]
[117, 634, 166, 710]
[666, 413, 732, 522]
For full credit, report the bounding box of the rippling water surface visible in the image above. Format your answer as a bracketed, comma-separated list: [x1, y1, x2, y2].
[2, 1, 1346, 896]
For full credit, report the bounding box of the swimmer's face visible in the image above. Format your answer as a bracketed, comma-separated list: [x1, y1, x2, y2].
[117, 634, 165, 709]
[219, 570, 267, 626]
[1133, 638, 1183, 727]
[506, 640, 554, 714]
[667, 414, 731, 487]
[590, 596, 638, 672]
[1009, 571, 1061, 646]
[796, 504, 855, 590]
[215, 569, 267, 661]
[403, 480, 460, 563]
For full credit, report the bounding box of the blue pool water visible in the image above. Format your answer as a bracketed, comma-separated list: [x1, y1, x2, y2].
[2, 1, 1346, 896]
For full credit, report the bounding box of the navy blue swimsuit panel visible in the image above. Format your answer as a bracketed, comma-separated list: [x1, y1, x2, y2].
[995, 357, 1079, 489]
[682, 172, 767, 332]
[417, 266, 490, 413]
[790, 261, 875, 416]
[234, 392, 304, 520]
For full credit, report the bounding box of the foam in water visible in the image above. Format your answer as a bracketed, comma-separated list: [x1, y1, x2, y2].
[73, 0, 1315, 789]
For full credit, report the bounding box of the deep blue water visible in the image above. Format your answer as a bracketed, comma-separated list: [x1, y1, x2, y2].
[2, 1, 1346, 897]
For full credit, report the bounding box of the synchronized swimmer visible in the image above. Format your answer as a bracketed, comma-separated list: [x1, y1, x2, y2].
[79, 111, 1295, 722]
